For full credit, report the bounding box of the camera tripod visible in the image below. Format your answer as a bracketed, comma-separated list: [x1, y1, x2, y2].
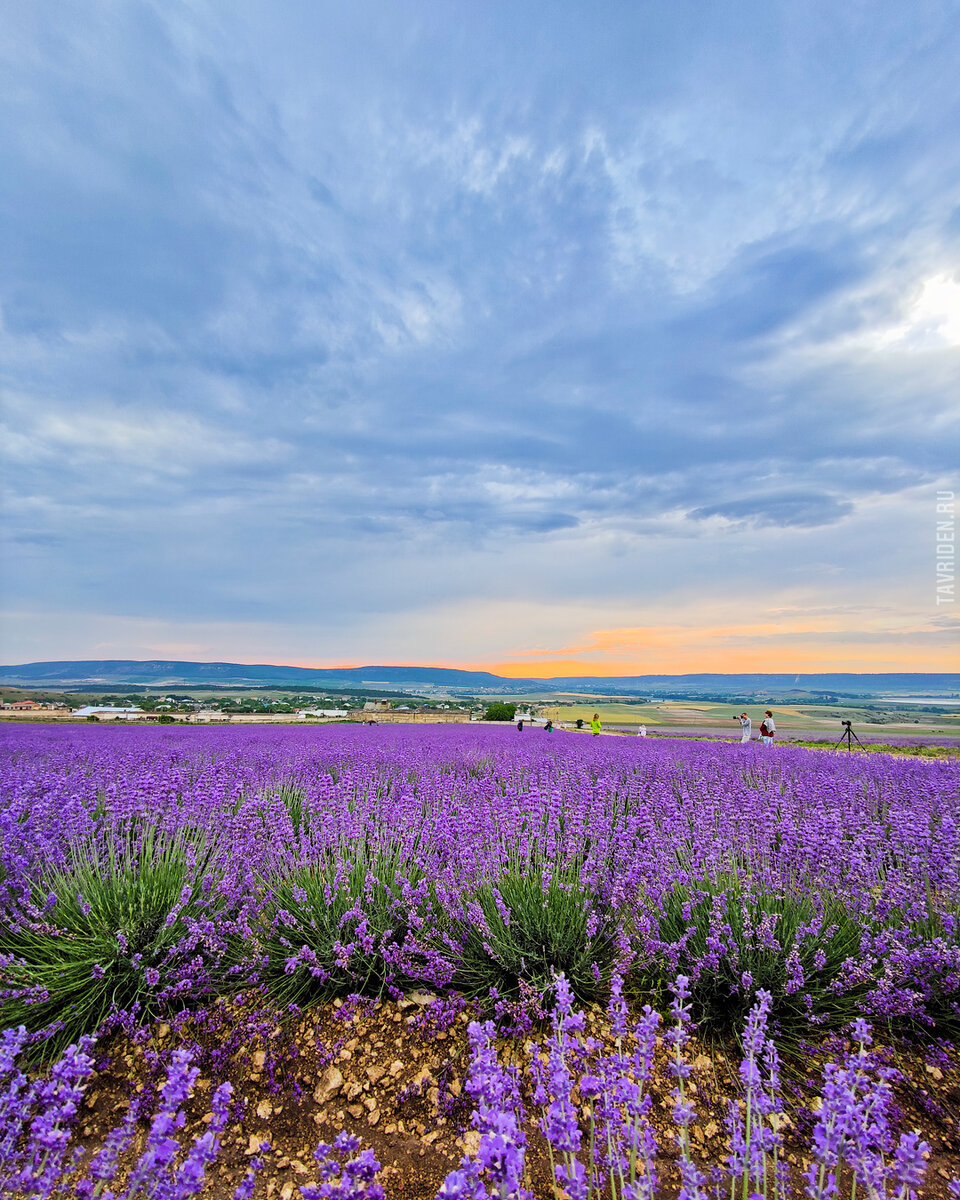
[833, 721, 865, 751]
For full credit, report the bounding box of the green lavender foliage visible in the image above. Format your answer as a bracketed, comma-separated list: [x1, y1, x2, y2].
[0, 823, 227, 1060]
[886, 892, 960, 1034]
[260, 842, 432, 1008]
[446, 860, 622, 1005]
[634, 873, 868, 1042]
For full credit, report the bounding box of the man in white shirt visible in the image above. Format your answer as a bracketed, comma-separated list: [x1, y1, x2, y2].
[736, 713, 752, 743]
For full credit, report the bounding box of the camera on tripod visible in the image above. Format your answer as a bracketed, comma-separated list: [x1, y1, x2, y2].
[834, 718, 862, 750]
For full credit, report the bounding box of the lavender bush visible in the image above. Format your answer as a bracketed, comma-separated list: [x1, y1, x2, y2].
[638, 875, 869, 1040]
[0, 822, 235, 1060]
[260, 842, 434, 1007]
[442, 859, 623, 1005]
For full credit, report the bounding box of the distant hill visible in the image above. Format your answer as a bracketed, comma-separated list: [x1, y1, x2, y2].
[0, 659, 515, 689]
[2, 660, 959, 698]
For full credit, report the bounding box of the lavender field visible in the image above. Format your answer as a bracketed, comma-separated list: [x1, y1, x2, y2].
[2, 724, 959, 1199]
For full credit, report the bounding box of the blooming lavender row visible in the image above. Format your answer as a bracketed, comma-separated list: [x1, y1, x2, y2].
[0, 980, 953, 1199]
[0, 723, 958, 1050]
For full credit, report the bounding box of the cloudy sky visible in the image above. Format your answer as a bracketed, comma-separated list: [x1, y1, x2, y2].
[2, 1, 958, 675]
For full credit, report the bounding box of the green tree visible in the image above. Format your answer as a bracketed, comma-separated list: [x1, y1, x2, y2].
[483, 702, 517, 722]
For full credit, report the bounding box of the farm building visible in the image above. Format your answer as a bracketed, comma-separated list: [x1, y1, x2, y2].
[72, 705, 143, 719]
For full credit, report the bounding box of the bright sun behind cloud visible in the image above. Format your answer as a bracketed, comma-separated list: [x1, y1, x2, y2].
[913, 273, 960, 344]
[876, 271, 960, 350]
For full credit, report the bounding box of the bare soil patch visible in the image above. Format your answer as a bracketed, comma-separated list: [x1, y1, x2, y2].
[63, 995, 960, 1198]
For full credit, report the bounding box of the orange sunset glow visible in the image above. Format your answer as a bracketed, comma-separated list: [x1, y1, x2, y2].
[477, 619, 960, 677]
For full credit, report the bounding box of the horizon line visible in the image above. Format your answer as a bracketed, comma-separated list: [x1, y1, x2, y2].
[3, 656, 959, 681]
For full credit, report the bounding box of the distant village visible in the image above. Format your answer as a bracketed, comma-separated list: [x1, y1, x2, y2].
[0, 693, 549, 724]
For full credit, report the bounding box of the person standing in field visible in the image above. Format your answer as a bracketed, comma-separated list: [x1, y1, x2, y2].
[759, 710, 776, 744]
[735, 712, 752, 743]
[637, 723, 647, 738]
[591, 712, 602, 735]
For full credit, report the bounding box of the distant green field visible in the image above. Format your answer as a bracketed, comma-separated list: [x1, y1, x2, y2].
[544, 699, 960, 738]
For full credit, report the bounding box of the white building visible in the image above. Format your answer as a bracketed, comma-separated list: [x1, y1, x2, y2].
[73, 705, 143, 719]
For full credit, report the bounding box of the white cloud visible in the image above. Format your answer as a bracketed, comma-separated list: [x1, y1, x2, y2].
[3, 403, 290, 474]
[410, 118, 535, 197]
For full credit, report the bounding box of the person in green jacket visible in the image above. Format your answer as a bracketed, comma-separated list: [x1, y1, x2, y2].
[590, 712, 602, 735]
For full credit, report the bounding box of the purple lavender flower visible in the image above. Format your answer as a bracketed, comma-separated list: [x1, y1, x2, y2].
[892, 1130, 930, 1199]
[232, 1155, 265, 1200]
[122, 1048, 199, 1197]
[5, 1035, 95, 1199]
[445, 1018, 532, 1199]
[301, 1130, 385, 1199]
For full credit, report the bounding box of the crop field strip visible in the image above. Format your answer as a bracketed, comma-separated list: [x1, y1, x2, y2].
[1, 723, 958, 1198]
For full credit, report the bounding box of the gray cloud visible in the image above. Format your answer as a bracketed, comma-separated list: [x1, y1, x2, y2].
[688, 493, 854, 529]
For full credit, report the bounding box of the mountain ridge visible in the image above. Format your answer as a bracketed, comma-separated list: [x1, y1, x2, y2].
[2, 659, 959, 697]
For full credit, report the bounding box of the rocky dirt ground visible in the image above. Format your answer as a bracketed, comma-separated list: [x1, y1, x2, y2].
[63, 991, 960, 1199]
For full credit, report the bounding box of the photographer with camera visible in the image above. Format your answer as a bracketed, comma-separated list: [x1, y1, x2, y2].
[734, 712, 752, 743]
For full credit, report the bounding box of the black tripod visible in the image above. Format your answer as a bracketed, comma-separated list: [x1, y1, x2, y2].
[833, 721, 865, 751]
